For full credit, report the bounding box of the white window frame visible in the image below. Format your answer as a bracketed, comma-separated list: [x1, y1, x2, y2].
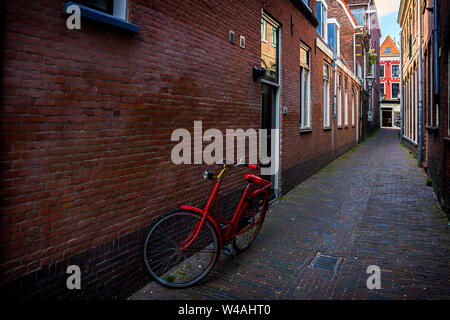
[113, 0, 127, 19]
[271, 26, 277, 47]
[300, 44, 311, 129]
[380, 64, 385, 78]
[318, 0, 328, 43]
[261, 19, 267, 42]
[323, 62, 331, 127]
[327, 18, 340, 57]
[352, 87, 355, 126]
[344, 78, 348, 126]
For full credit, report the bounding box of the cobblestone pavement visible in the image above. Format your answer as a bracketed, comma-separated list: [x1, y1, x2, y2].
[130, 128, 450, 300]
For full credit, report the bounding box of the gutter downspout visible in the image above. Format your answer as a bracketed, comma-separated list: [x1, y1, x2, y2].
[332, 57, 338, 154]
[417, 0, 424, 167]
[333, 60, 338, 119]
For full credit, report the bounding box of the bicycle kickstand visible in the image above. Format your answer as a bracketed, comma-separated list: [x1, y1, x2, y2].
[222, 246, 239, 266]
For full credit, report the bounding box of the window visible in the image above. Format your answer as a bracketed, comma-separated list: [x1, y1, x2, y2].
[300, 44, 311, 129]
[380, 65, 385, 78]
[271, 26, 277, 47]
[323, 62, 330, 127]
[69, 0, 138, 32]
[77, 0, 114, 14]
[350, 8, 365, 26]
[409, 35, 412, 59]
[344, 78, 348, 126]
[317, 1, 328, 42]
[385, 47, 391, 53]
[261, 15, 279, 83]
[337, 74, 342, 127]
[327, 21, 340, 56]
[261, 19, 267, 42]
[392, 83, 400, 99]
[380, 83, 385, 96]
[77, 0, 127, 19]
[352, 87, 355, 126]
[302, 0, 310, 9]
[392, 65, 400, 77]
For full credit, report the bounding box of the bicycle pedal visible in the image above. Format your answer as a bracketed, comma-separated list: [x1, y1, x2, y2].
[222, 246, 235, 256]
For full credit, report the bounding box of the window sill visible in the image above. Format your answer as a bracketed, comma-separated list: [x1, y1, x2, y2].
[65, 2, 139, 33]
[300, 128, 312, 134]
[323, 127, 332, 131]
[337, 126, 343, 129]
[344, 125, 349, 128]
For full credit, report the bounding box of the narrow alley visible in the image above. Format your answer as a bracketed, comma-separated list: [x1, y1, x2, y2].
[131, 128, 450, 300]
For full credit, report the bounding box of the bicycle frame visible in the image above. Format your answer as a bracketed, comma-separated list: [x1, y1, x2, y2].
[179, 165, 269, 252]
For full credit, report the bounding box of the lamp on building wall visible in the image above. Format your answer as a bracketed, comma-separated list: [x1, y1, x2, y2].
[253, 66, 266, 81]
[366, 76, 376, 93]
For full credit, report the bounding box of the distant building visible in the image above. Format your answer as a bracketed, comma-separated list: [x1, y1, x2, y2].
[379, 36, 401, 127]
[346, 0, 382, 137]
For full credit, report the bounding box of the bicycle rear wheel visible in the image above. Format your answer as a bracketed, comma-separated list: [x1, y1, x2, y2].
[142, 210, 220, 288]
[232, 193, 267, 253]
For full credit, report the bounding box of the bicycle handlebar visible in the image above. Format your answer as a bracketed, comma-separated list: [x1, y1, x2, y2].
[246, 163, 258, 170]
[217, 159, 258, 170]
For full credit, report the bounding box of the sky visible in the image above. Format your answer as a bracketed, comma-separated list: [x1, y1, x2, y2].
[375, 0, 402, 46]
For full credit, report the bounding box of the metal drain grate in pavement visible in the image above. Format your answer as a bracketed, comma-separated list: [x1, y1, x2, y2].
[310, 252, 341, 272]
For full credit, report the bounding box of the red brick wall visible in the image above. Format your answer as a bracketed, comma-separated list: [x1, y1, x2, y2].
[422, 0, 450, 214]
[0, 0, 361, 298]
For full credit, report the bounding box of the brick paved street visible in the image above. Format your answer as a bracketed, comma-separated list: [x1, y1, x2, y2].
[130, 128, 450, 300]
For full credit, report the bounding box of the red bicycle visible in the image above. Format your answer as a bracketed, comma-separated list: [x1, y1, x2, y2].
[142, 160, 272, 288]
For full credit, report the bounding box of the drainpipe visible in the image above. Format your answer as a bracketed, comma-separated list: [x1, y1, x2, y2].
[417, 0, 423, 167]
[333, 60, 337, 119]
[354, 33, 357, 74]
[399, 31, 403, 141]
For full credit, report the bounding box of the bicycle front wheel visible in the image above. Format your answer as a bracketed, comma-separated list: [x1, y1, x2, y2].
[142, 210, 220, 288]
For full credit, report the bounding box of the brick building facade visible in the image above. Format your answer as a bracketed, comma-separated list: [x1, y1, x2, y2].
[0, 0, 379, 299]
[420, 0, 450, 213]
[399, 0, 421, 155]
[399, 0, 449, 213]
[346, 0, 382, 137]
[379, 36, 401, 127]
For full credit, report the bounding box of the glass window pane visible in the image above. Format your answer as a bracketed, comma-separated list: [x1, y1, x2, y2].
[261, 17, 279, 83]
[392, 83, 400, 98]
[350, 8, 365, 26]
[261, 19, 266, 41]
